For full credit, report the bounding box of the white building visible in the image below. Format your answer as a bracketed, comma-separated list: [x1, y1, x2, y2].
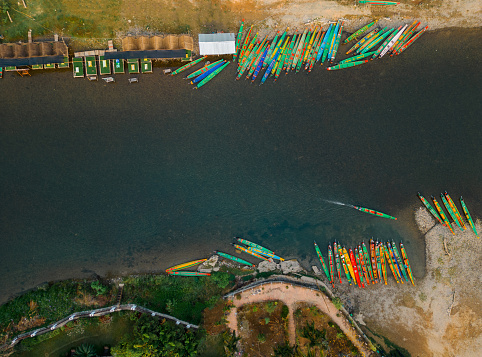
[198, 33, 236, 55]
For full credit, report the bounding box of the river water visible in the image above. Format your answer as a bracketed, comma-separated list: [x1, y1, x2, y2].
[1, 28, 481, 304]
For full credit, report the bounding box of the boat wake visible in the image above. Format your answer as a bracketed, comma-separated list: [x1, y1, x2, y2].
[324, 200, 352, 208]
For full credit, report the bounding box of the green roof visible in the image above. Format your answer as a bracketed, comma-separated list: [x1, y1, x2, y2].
[113, 59, 125, 74]
[85, 56, 97, 76]
[127, 58, 139, 74]
[140, 58, 152, 73]
[73, 57, 84, 77]
[99, 56, 111, 75]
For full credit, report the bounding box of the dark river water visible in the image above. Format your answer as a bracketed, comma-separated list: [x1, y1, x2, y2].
[1, 28, 481, 304]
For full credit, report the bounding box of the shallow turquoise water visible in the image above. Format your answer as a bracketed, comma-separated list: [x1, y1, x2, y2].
[0, 28, 481, 303]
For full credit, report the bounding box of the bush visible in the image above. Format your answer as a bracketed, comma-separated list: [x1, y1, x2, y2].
[281, 305, 289, 319]
[332, 297, 343, 310]
[91, 281, 107, 296]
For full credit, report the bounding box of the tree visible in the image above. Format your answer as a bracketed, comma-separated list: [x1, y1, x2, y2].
[273, 341, 296, 357]
[74, 344, 96, 357]
[300, 322, 327, 349]
[222, 330, 240, 356]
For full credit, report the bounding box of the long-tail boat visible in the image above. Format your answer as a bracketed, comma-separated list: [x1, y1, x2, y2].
[284, 34, 297, 70]
[327, 21, 340, 62]
[357, 247, 370, 285]
[397, 26, 428, 54]
[186, 60, 224, 79]
[334, 242, 343, 284]
[344, 20, 378, 44]
[237, 42, 262, 79]
[339, 245, 353, 285]
[375, 242, 382, 284]
[248, 247, 284, 261]
[384, 245, 399, 283]
[167, 271, 211, 277]
[233, 19, 245, 61]
[238, 33, 259, 68]
[319, 24, 333, 64]
[238, 25, 254, 62]
[370, 239, 378, 282]
[233, 244, 268, 260]
[359, 0, 400, 4]
[171, 56, 207, 76]
[390, 21, 419, 55]
[379, 243, 387, 285]
[355, 248, 366, 287]
[195, 61, 229, 89]
[356, 27, 387, 55]
[343, 247, 356, 283]
[349, 248, 363, 288]
[274, 38, 291, 80]
[273, 37, 290, 79]
[191, 61, 225, 84]
[444, 192, 467, 230]
[362, 242, 375, 282]
[379, 24, 408, 58]
[327, 60, 369, 70]
[387, 242, 404, 283]
[314, 241, 331, 280]
[418, 192, 444, 225]
[330, 21, 344, 62]
[295, 28, 312, 73]
[432, 196, 455, 234]
[391, 241, 408, 282]
[215, 251, 255, 267]
[352, 205, 397, 220]
[237, 238, 274, 254]
[251, 47, 269, 82]
[247, 42, 269, 79]
[339, 51, 377, 64]
[166, 259, 207, 272]
[372, 26, 400, 59]
[328, 244, 335, 287]
[265, 31, 281, 66]
[360, 28, 393, 54]
[260, 49, 280, 85]
[393, 23, 420, 55]
[441, 194, 462, 231]
[460, 197, 479, 238]
[399, 243, 415, 285]
[346, 28, 379, 55]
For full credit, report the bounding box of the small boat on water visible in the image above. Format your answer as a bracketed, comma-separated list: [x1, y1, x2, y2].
[432, 196, 455, 234]
[418, 192, 444, 226]
[353, 205, 397, 220]
[166, 259, 207, 272]
[370, 239, 378, 283]
[334, 242, 343, 284]
[314, 241, 330, 280]
[248, 247, 284, 261]
[328, 245, 335, 287]
[233, 244, 268, 260]
[349, 248, 363, 288]
[186, 60, 224, 79]
[237, 238, 274, 254]
[338, 52, 376, 65]
[384, 245, 400, 283]
[400, 242, 415, 285]
[460, 197, 479, 238]
[343, 247, 356, 283]
[195, 61, 230, 89]
[171, 56, 206, 76]
[444, 192, 467, 230]
[327, 60, 369, 71]
[215, 251, 255, 267]
[167, 271, 211, 277]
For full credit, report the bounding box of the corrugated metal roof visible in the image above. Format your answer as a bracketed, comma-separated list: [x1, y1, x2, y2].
[199, 33, 235, 43]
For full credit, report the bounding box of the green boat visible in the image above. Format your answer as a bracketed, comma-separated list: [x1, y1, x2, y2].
[441, 194, 462, 230]
[215, 251, 255, 267]
[57, 56, 70, 68]
[327, 59, 369, 70]
[113, 59, 125, 74]
[361, 242, 375, 282]
[85, 56, 97, 76]
[391, 241, 409, 283]
[248, 247, 284, 261]
[372, 26, 400, 59]
[187, 60, 224, 79]
[314, 241, 330, 280]
[195, 61, 229, 89]
[339, 51, 376, 64]
[171, 56, 206, 76]
[127, 58, 139, 74]
[357, 27, 390, 54]
[330, 21, 344, 62]
[233, 19, 245, 61]
[346, 28, 379, 55]
[417, 192, 444, 226]
[460, 197, 479, 238]
[236, 238, 274, 254]
[344, 20, 378, 44]
[140, 58, 152, 73]
[398, 26, 428, 54]
[350, 204, 397, 219]
[167, 271, 211, 277]
[361, 28, 394, 54]
[99, 56, 111, 75]
[432, 196, 455, 234]
[400, 242, 415, 285]
[444, 192, 466, 230]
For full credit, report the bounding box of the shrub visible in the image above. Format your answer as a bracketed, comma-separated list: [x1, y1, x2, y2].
[281, 305, 289, 319]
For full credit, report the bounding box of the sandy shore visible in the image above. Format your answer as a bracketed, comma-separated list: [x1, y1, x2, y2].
[335, 207, 482, 356]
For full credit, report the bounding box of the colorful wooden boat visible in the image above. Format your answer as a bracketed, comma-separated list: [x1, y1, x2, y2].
[355, 248, 366, 287]
[327, 60, 369, 70]
[238, 25, 254, 63]
[239, 32, 259, 68]
[352, 205, 397, 220]
[314, 241, 330, 280]
[460, 197, 479, 238]
[233, 244, 268, 260]
[0, 66, 3, 78]
[379, 243, 387, 285]
[390, 21, 419, 55]
[167, 271, 211, 277]
[370, 239, 378, 283]
[191, 61, 225, 84]
[391, 241, 408, 282]
[319, 24, 333, 64]
[265, 31, 281, 66]
[330, 21, 344, 62]
[251, 47, 269, 82]
[339, 246, 353, 285]
[362, 242, 375, 282]
[328, 245, 335, 287]
[359, 0, 400, 4]
[260, 49, 280, 85]
[375, 242, 382, 284]
[349, 248, 363, 288]
[233, 19, 245, 61]
[432, 196, 455, 234]
[346, 28, 379, 55]
[344, 20, 378, 44]
[387, 242, 404, 283]
[339, 52, 377, 64]
[334, 242, 343, 284]
[360, 28, 392, 54]
[444, 192, 467, 230]
[166, 259, 207, 272]
[418, 192, 444, 226]
[215, 251, 255, 267]
[356, 27, 387, 55]
[171, 56, 206, 76]
[327, 22, 340, 63]
[399, 243, 415, 285]
[343, 247, 357, 283]
[236, 238, 274, 254]
[393, 22, 420, 55]
[441, 194, 462, 230]
[372, 26, 400, 59]
[384, 245, 399, 283]
[248, 247, 284, 261]
[398, 26, 428, 54]
[195, 61, 229, 89]
[186, 60, 224, 79]
[357, 247, 370, 285]
[379, 24, 408, 58]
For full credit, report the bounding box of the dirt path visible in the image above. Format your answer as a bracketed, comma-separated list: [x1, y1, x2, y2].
[226, 281, 374, 356]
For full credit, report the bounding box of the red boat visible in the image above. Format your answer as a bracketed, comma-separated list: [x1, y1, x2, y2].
[349, 248, 362, 288]
[328, 244, 335, 287]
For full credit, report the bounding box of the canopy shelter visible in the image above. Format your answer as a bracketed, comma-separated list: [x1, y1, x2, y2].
[198, 33, 235, 55]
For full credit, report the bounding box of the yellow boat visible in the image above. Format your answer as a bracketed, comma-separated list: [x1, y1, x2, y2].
[342, 247, 356, 283]
[166, 259, 207, 272]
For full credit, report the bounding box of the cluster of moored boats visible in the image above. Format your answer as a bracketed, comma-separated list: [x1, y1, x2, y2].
[232, 19, 428, 83]
[170, 56, 230, 89]
[418, 192, 479, 238]
[315, 239, 414, 288]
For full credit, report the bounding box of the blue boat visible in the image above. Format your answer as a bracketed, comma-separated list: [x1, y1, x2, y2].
[191, 61, 225, 84]
[251, 48, 269, 82]
[260, 49, 280, 85]
[316, 24, 333, 62]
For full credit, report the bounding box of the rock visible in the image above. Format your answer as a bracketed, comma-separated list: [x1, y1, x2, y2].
[280, 259, 303, 274]
[198, 268, 212, 273]
[312, 265, 321, 275]
[213, 267, 220, 272]
[257, 260, 280, 273]
[415, 207, 436, 234]
[354, 313, 367, 326]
